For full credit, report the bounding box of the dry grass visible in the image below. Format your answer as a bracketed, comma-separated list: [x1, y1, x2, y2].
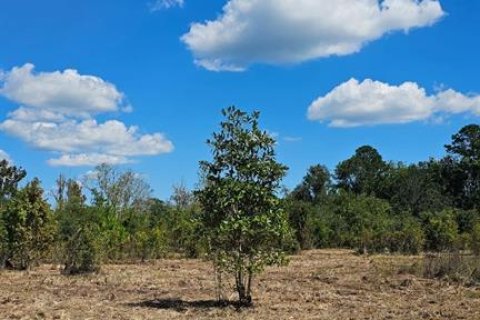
[1, 250, 480, 319]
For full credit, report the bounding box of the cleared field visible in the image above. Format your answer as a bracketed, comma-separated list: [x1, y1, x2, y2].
[1, 250, 480, 320]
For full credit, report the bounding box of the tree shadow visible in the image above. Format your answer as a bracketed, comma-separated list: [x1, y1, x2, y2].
[128, 298, 248, 312]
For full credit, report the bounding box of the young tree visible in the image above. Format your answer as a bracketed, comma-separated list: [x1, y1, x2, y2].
[58, 180, 101, 275]
[196, 106, 291, 306]
[0, 160, 26, 267]
[2, 178, 55, 270]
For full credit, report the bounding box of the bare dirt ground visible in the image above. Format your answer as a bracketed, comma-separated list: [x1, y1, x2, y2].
[1, 250, 480, 320]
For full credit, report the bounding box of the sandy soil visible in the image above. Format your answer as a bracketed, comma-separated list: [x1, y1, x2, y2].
[1, 250, 479, 319]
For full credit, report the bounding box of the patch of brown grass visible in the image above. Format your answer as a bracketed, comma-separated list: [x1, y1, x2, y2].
[1, 250, 479, 319]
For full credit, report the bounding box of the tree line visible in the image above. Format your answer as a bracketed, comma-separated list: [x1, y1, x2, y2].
[286, 124, 480, 255]
[0, 162, 204, 273]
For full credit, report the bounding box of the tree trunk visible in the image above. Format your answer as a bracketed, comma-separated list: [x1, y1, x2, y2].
[236, 270, 252, 307]
[246, 270, 253, 303]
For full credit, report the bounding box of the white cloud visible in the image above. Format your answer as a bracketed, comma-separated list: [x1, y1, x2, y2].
[181, 0, 444, 71]
[307, 78, 480, 127]
[0, 64, 174, 166]
[0, 113, 174, 166]
[435, 89, 480, 115]
[0, 149, 11, 162]
[150, 0, 184, 11]
[283, 136, 302, 143]
[7, 106, 65, 122]
[0, 63, 125, 117]
[48, 154, 130, 167]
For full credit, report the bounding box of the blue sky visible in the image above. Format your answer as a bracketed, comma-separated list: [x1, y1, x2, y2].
[0, 0, 479, 200]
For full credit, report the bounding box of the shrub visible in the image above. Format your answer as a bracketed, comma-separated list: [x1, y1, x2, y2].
[328, 192, 393, 253]
[2, 179, 56, 270]
[58, 181, 102, 275]
[128, 226, 168, 261]
[311, 216, 332, 249]
[388, 217, 425, 254]
[422, 209, 459, 252]
[146, 226, 169, 259]
[62, 220, 101, 275]
[97, 207, 129, 261]
[470, 222, 480, 256]
[455, 209, 479, 234]
[285, 200, 316, 250]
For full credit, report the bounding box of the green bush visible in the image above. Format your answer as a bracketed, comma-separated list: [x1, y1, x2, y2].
[57, 181, 102, 275]
[126, 226, 168, 261]
[387, 217, 425, 254]
[455, 209, 479, 234]
[311, 216, 332, 249]
[422, 209, 459, 252]
[157, 205, 206, 258]
[96, 207, 129, 261]
[285, 200, 316, 250]
[62, 221, 101, 275]
[145, 226, 169, 259]
[456, 233, 472, 251]
[470, 222, 480, 256]
[328, 193, 393, 253]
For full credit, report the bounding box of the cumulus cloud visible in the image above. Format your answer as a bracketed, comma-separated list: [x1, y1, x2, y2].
[6, 106, 66, 122]
[0, 63, 126, 117]
[435, 89, 480, 115]
[0, 113, 173, 166]
[0, 149, 11, 162]
[0, 64, 174, 166]
[149, 0, 184, 11]
[307, 78, 480, 127]
[0, 117, 173, 156]
[181, 0, 445, 71]
[47, 154, 130, 167]
[283, 136, 302, 143]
